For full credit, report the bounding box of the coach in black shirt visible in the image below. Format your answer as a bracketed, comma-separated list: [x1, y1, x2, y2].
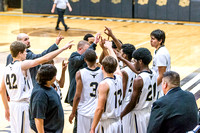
[30, 64, 64, 132]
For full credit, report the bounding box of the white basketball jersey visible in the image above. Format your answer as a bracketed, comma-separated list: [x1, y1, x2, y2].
[78, 67, 103, 118]
[121, 66, 136, 108]
[101, 75, 123, 120]
[4, 61, 33, 102]
[134, 70, 157, 110]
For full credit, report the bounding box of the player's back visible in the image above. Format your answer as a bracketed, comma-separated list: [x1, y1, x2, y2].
[78, 67, 103, 118]
[101, 74, 123, 120]
[4, 61, 33, 102]
[121, 66, 136, 108]
[134, 70, 157, 110]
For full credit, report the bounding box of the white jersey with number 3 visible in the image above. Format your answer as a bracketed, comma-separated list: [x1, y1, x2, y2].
[101, 74, 123, 120]
[4, 61, 33, 102]
[134, 70, 157, 110]
[78, 67, 103, 118]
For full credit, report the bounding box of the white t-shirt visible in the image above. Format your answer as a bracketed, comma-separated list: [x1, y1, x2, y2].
[54, 0, 69, 9]
[152, 45, 171, 93]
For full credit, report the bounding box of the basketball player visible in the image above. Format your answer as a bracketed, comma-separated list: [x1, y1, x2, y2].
[0, 40, 74, 133]
[90, 41, 123, 133]
[150, 29, 171, 99]
[120, 44, 136, 133]
[69, 49, 103, 133]
[120, 48, 157, 133]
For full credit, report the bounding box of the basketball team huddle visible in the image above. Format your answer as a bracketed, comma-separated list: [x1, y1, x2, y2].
[0, 26, 199, 133]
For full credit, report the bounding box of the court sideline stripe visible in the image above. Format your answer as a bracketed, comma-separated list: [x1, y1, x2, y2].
[1, 13, 200, 27]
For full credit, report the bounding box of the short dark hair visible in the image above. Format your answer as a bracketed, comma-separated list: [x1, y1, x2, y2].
[42, 60, 54, 65]
[132, 48, 152, 65]
[150, 29, 166, 45]
[10, 41, 26, 57]
[84, 49, 96, 63]
[83, 34, 94, 41]
[111, 40, 123, 49]
[163, 71, 180, 87]
[121, 43, 136, 60]
[36, 64, 57, 86]
[102, 56, 117, 73]
[77, 40, 90, 49]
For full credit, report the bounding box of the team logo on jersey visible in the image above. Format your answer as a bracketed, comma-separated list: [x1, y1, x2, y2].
[179, 0, 190, 7]
[111, 0, 121, 4]
[71, 0, 79, 2]
[156, 0, 167, 6]
[91, 0, 100, 3]
[138, 0, 149, 5]
[91, 73, 98, 78]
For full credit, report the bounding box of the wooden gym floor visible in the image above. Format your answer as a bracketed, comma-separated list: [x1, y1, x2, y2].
[0, 10, 200, 132]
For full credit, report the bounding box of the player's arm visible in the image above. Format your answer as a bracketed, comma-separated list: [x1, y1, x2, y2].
[99, 37, 109, 64]
[157, 66, 166, 86]
[90, 82, 109, 133]
[35, 118, 45, 133]
[21, 41, 74, 71]
[69, 71, 83, 123]
[26, 34, 64, 60]
[116, 51, 139, 74]
[104, 26, 122, 51]
[58, 60, 68, 88]
[0, 78, 10, 121]
[67, 2, 72, 12]
[104, 41, 122, 77]
[122, 70, 128, 99]
[121, 76, 143, 118]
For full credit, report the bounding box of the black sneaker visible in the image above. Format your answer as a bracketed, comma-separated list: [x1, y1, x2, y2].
[55, 27, 61, 30]
[65, 26, 70, 31]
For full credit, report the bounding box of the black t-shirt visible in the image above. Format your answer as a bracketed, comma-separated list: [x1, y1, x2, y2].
[30, 83, 64, 133]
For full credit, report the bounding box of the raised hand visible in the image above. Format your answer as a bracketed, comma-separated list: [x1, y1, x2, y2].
[104, 26, 113, 37]
[94, 33, 101, 44]
[104, 41, 112, 50]
[55, 32, 64, 45]
[63, 40, 75, 50]
[62, 60, 68, 71]
[99, 36, 106, 49]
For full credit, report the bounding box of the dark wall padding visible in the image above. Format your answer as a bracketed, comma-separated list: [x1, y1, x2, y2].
[23, 0, 53, 14]
[134, 0, 200, 22]
[135, 0, 149, 19]
[156, 3, 167, 20]
[23, 0, 133, 18]
[190, 0, 200, 22]
[148, 0, 156, 20]
[178, 1, 190, 21]
[0, 0, 3, 11]
[167, 0, 179, 21]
